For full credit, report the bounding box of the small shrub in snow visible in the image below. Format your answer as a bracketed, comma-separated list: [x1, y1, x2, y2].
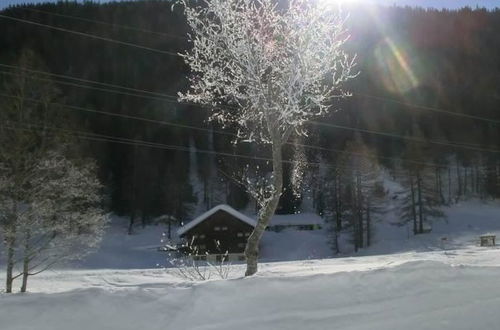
[166, 239, 233, 281]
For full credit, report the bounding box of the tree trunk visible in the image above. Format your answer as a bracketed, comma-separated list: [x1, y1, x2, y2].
[335, 172, 342, 231]
[410, 173, 417, 235]
[129, 139, 139, 235]
[456, 162, 462, 200]
[20, 229, 31, 293]
[476, 165, 480, 195]
[464, 167, 468, 196]
[351, 180, 358, 253]
[5, 234, 15, 293]
[448, 167, 452, 204]
[5, 204, 17, 293]
[366, 197, 371, 247]
[435, 167, 439, 197]
[244, 141, 284, 276]
[167, 219, 172, 239]
[356, 173, 363, 248]
[417, 171, 424, 234]
[128, 212, 135, 235]
[333, 225, 340, 254]
[436, 168, 445, 204]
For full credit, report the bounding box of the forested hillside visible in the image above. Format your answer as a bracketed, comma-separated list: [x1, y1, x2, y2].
[1, 1, 499, 237]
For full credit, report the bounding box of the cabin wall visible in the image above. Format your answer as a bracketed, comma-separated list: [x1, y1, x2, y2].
[182, 210, 254, 255]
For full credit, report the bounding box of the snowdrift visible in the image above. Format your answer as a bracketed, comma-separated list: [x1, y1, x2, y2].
[2, 260, 500, 330]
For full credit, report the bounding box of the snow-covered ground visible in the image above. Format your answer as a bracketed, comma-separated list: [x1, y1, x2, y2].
[56, 197, 500, 270]
[2, 200, 500, 329]
[78, 200, 500, 268]
[74, 220, 167, 269]
[70, 212, 333, 269]
[3, 251, 500, 330]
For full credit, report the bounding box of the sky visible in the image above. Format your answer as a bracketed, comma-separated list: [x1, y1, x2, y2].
[0, 0, 499, 10]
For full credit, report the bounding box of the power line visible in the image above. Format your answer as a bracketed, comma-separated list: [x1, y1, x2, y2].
[2, 66, 499, 155]
[0, 65, 224, 112]
[18, 7, 186, 40]
[1, 12, 495, 178]
[355, 93, 500, 125]
[4, 62, 500, 134]
[3, 11, 500, 128]
[0, 67, 227, 112]
[0, 92, 457, 169]
[1, 121, 320, 168]
[12, 9, 500, 127]
[0, 70, 182, 105]
[0, 63, 180, 101]
[2, 69, 499, 155]
[4, 61, 500, 129]
[0, 14, 181, 57]
[310, 121, 500, 154]
[1, 121, 418, 178]
[0, 92, 233, 137]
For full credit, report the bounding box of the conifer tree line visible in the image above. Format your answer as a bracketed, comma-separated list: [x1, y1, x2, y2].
[0, 0, 499, 249]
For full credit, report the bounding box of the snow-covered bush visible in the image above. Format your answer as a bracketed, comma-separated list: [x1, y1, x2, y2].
[166, 238, 232, 281]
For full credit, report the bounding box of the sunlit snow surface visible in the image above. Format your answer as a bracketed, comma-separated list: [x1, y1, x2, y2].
[3, 255, 500, 330]
[2, 200, 500, 330]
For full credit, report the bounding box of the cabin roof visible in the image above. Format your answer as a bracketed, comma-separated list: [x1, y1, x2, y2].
[177, 204, 257, 236]
[269, 213, 324, 226]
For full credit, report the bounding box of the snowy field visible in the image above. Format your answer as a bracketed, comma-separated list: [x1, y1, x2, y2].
[2, 200, 500, 329]
[3, 253, 500, 330]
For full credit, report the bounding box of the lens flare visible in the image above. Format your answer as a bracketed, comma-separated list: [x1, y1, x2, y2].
[373, 37, 420, 94]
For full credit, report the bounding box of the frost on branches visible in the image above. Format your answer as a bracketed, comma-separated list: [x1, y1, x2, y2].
[0, 152, 108, 293]
[179, 0, 357, 275]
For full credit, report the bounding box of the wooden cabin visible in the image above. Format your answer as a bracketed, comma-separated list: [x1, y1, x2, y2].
[177, 205, 257, 262]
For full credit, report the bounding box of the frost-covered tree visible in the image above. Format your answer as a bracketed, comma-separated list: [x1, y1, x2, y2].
[0, 151, 108, 293]
[19, 153, 107, 292]
[179, 0, 357, 275]
[0, 50, 108, 293]
[0, 49, 61, 293]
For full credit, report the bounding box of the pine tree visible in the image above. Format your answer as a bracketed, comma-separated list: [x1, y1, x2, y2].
[398, 122, 445, 235]
[337, 134, 381, 251]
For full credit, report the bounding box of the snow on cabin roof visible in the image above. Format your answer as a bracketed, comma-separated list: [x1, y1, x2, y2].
[177, 204, 257, 236]
[269, 213, 324, 227]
